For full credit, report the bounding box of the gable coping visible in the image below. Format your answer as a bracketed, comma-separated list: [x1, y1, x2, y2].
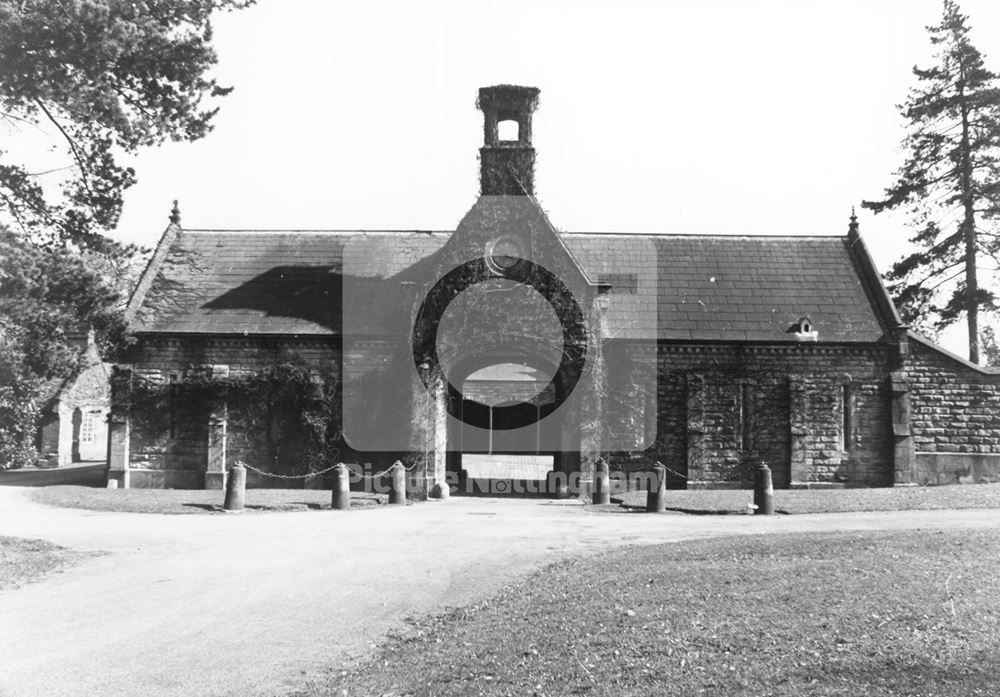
[908, 330, 1000, 376]
[124, 219, 183, 326]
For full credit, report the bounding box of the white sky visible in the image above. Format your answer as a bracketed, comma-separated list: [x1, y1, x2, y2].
[13, 0, 1000, 353]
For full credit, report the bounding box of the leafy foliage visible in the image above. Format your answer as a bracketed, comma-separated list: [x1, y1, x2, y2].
[863, 1, 1000, 362]
[0, 228, 126, 468]
[0, 1, 251, 467]
[124, 364, 342, 476]
[982, 325, 1000, 367]
[0, 0, 253, 249]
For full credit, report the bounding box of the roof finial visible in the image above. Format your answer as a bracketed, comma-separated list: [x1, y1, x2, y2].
[169, 199, 181, 225]
[848, 206, 859, 236]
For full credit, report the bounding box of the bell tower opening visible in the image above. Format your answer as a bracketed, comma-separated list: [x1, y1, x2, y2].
[497, 119, 520, 143]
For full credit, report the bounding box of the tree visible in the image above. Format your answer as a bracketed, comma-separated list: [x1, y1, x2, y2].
[0, 227, 125, 467]
[863, 0, 1000, 364]
[0, 0, 252, 250]
[0, 1, 250, 467]
[983, 324, 1000, 367]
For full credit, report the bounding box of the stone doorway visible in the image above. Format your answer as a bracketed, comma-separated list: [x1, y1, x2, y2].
[448, 361, 565, 496]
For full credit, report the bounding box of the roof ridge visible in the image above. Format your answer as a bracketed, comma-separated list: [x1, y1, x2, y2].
[562, 232, 845, 239]
[183, 228, 450, 234]
[181, 229, 846, 240]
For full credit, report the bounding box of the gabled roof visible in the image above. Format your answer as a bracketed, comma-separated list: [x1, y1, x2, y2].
[128, 227, 892, 343]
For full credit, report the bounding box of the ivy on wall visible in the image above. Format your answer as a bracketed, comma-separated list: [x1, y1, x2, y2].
[116, 363, 341, 476]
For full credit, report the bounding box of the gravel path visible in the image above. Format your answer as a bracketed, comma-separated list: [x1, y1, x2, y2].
[1, 486, 998, 697]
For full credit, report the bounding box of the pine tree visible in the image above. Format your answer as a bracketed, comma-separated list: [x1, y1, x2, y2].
[863, 0, 1000, 364]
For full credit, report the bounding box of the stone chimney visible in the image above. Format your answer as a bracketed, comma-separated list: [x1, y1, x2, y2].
[477, 85, 540, 196]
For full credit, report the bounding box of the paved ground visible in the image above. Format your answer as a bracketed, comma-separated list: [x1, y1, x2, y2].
[1, 487, 998, 697]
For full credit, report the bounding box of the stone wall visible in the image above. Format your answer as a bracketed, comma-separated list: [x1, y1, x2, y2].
[117, 336, 340, 488]
[905, 337, 1000, 484]
[116, 335, 435, 491]
[608, 343, 895, 488]
[117, 336, 901, 490]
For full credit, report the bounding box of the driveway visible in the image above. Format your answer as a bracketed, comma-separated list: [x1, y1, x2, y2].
[1, 487, 998, 697]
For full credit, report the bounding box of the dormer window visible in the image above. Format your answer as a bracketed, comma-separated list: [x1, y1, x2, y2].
[787, 316, 818, 341]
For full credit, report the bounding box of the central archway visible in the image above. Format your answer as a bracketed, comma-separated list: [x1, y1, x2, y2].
[445, 353, 575, 496]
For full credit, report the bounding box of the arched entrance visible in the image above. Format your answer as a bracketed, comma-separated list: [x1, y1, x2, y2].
[445, 356, 573, 496]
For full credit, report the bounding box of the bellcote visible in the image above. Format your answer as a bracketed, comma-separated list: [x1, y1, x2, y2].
[478, 85, 540, 196]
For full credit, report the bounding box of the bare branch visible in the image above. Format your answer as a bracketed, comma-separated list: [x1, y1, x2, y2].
[926, 267, 966, 291]
[32, 98, 91, 188]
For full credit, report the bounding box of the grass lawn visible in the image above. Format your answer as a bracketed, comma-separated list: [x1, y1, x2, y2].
[614, 482, 1000, 515]
[0, 537, 93, 591]
[29, 483, 1000, 516]
[299, 528, 1000, 697]
[31, 486, 387, 515]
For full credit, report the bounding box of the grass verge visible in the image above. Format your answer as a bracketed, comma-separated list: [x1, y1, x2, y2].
[298, 528, 1000, 697]
[31, 486, 386, 515]
[613, 482, 1000, 515]
[0, 537, 92, 591]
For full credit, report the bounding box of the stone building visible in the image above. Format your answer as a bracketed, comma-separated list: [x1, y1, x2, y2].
[37, 332, 111, 467]
[110, 85, 1000, 493]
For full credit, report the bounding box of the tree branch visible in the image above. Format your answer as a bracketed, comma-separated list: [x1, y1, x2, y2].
[926, 266, 966, 291]
[32, 98, 91, 189]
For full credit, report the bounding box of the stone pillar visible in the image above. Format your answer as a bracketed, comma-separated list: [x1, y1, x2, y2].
[685, 373, 705, 485]
[577, 379, 603, 501]
[106, 368, 132, 488]
[788, 374, 809, 485]
[890, 371, 916, 485]
[204, 400, 228, 490]
[428, 374, 448, 499]
[106, 412, 131, 488]
[408, 363, 444, 501]
[56, 403, 73, 467]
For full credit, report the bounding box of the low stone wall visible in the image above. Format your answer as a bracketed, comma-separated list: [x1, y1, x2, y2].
[914, 453, 1000, 485]
[906, 335, 1000, 485]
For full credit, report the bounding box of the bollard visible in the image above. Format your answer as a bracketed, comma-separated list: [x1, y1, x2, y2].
[388, 461, 406, 505]
[592, 458, 611, 505]
[331, 463, 351, 510]
[223, 463, 246, 513]
[646, 462, 667, 512]
[753, 461, 774, 515]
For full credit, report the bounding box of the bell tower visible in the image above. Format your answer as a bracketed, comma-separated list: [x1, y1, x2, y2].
[478, 85, 540, 196]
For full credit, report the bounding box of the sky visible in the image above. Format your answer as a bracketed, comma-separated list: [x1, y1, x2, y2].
[12, 0, 1000, 353]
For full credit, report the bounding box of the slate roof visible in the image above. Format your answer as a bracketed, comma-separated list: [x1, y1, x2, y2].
[129, 229, 890, 343]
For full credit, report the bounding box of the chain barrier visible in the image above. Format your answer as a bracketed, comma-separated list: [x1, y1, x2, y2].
[238, 460, 420, 481]
[608, 463, 689, 480]
[238, 459, 681, 484]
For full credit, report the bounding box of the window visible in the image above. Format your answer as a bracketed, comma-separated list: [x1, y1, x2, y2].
[841, 384, 852, 451]
[79, 411, 99, 444]
[486, 237, 521, 274]
[498, 119, 519, 142]
[739, 382, 752, 452]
